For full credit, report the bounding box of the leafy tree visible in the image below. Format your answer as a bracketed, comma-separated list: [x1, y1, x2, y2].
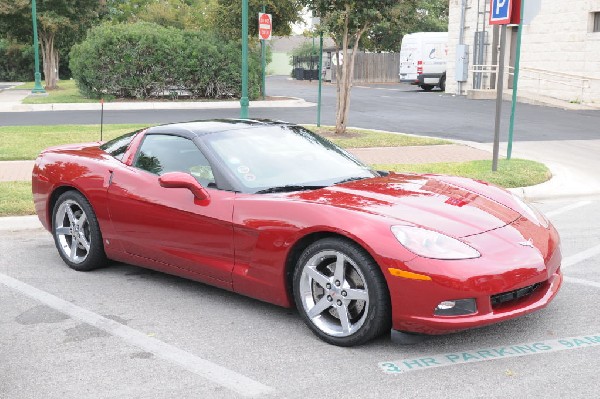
[362, 0, 448, 52]
[104, 0, 214, 30]
[303, 0, 402, 134]
[213, 0, 303, 41]
[0, 39, 34, 81]
[0, 0, 103, 89]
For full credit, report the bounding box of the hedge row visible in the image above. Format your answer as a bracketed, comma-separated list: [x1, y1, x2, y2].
[0, 40, 34, 82]
[70, 22, 261, 100]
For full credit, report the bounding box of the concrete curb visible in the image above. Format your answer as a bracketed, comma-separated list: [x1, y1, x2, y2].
[454, 139, 600, 202]
[0, 97, 315, 113]
[0, 215, 43, 231]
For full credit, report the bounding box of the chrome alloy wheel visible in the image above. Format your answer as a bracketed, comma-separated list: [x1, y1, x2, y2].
[298, 250, 369, 337]
[54, 199, 91, 264]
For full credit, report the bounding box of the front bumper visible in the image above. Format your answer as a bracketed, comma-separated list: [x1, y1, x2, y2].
[392, 270, 562, 334]
[382, 222, 562, 335]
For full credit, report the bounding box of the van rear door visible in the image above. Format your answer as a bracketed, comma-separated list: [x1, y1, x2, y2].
[399, 36, 419, 83]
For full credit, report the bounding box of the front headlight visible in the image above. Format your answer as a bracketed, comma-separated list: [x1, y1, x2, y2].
[391, 225, 481, 260]
[511, 194, 549, 228]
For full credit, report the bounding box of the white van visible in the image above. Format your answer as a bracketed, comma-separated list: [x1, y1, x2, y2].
[399, 32, 448, 91]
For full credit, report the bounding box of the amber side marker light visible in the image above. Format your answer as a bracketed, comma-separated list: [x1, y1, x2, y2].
[388, 268, 432, 281]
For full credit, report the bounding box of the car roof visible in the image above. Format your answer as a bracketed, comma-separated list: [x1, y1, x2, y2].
[145, 119, 291, 139]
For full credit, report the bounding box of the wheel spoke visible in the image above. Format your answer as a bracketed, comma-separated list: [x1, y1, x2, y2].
[77, 212, 87, 228]
[333, 253, 345, 283]
[305, 266, 330, 289]
[69, 238, 79, 260]
[344, 288, 368, 302]
[307, 296, 332, 319]
[79, 235, 90, 252]
[56, 227, 71, 236]
[65, 206, 76, 225]
[338, 303, 351, 334]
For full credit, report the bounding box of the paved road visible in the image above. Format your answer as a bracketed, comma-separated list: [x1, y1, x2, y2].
[1, 77, 599, 143]
[1, 199, 599, 398]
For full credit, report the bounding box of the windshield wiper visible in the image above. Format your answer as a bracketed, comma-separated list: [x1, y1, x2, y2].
[334, 176, 369, 185]
[255, 185, 326, 194]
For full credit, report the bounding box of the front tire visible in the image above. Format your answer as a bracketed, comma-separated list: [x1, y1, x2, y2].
[293, 238, 390, 346]
[52, 191, 107, 271]
[439, 74, 446, 92]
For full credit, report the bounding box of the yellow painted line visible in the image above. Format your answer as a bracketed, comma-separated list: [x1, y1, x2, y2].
[388, 268, 432, 281]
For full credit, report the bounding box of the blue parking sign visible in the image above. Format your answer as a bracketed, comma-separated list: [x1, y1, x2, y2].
[489, 0, 512, 25]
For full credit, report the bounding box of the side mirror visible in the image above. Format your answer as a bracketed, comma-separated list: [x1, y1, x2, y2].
[159, 172, 210, 201]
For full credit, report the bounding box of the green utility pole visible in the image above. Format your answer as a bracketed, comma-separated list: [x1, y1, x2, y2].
[492, 25, 507, 172]
[240, 0, 249, 118]
[317, 31, 323, 127]
[261, 5, 266, 100]
[31, 0, 46, 94]
[507, 0, 525, 160]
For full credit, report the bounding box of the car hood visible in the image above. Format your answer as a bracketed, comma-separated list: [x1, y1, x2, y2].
[289, 174, 521, 238]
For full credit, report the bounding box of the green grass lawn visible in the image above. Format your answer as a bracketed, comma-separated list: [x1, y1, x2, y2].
[0, 124, 147, 161]
[0, 181, 34, 217]
[16, 80, 97, 104]
[373, 159, 552, 188]
[308, 125, 449, 148]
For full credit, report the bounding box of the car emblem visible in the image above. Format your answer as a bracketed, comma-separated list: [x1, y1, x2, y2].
[518, 239, 535, 248]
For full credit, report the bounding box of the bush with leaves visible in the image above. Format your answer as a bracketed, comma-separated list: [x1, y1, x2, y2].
[0, 39, 34, 82]
[70, 22, 261, 99]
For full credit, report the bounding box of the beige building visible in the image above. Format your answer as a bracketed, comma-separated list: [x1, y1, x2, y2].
[447, 0, 600, 105]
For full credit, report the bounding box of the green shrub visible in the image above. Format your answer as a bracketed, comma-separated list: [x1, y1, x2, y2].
[69, 22, 261, 100]
[0, 40, 34, 82]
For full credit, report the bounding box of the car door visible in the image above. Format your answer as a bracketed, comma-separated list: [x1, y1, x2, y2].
[106, 133, 235, 284]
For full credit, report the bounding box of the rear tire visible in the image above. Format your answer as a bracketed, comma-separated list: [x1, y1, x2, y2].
[420, 84, 434, 92]
[293, 237, 391, 346]
[52, 191, 107, 271]
[439, 74, 446, 92]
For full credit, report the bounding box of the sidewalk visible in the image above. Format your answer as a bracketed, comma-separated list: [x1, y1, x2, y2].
[0, 88, 315, 112]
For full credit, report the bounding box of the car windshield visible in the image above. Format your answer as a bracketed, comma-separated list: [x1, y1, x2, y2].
[204, 124, 377, 193]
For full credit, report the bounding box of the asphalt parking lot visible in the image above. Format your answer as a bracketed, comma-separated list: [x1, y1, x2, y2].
[1, 198, 599, 399]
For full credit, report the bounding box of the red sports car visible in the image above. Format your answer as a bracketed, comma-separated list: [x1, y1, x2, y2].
[32, 120, 562, 346]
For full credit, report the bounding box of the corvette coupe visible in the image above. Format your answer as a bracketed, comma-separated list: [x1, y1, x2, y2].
[32, 119, 562, 346]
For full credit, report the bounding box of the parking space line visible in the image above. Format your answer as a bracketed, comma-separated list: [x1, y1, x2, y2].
[564, 276, 600, 289]
[545, 201, 592, 218]
[379, 333, 600, 374]
[0, 273, 275, 398]
[562, 243, 600, 270]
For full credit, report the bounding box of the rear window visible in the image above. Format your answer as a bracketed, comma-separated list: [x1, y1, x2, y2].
[100, 130, 142, 161]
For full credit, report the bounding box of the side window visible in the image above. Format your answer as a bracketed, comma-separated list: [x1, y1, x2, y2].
[134, 134, 216, 187]
[100, 130, 140, 162]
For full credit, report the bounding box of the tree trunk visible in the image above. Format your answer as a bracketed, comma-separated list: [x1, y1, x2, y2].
[335, 6, 351, 135]
[40, 31, 59, 89]
[338, 25, 367, 135]
[334, 10, 369, 135]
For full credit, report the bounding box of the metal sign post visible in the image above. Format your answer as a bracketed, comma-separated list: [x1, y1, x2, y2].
[240, 0, 249, 119]
[489, 0, 515, 171]
[492, 25, 507, 172]
[507, 0, 526, 160]
[258, 11, 272, 101]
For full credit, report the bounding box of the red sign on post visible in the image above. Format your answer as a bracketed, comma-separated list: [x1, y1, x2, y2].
[258, 13, 272, 40]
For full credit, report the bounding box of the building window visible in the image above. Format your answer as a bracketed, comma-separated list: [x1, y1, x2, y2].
[594, 12, 600, 32]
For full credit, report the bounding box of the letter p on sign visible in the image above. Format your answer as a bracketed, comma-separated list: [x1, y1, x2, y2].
[496, 0, 507, 14]
[489, 0, 512, 25]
